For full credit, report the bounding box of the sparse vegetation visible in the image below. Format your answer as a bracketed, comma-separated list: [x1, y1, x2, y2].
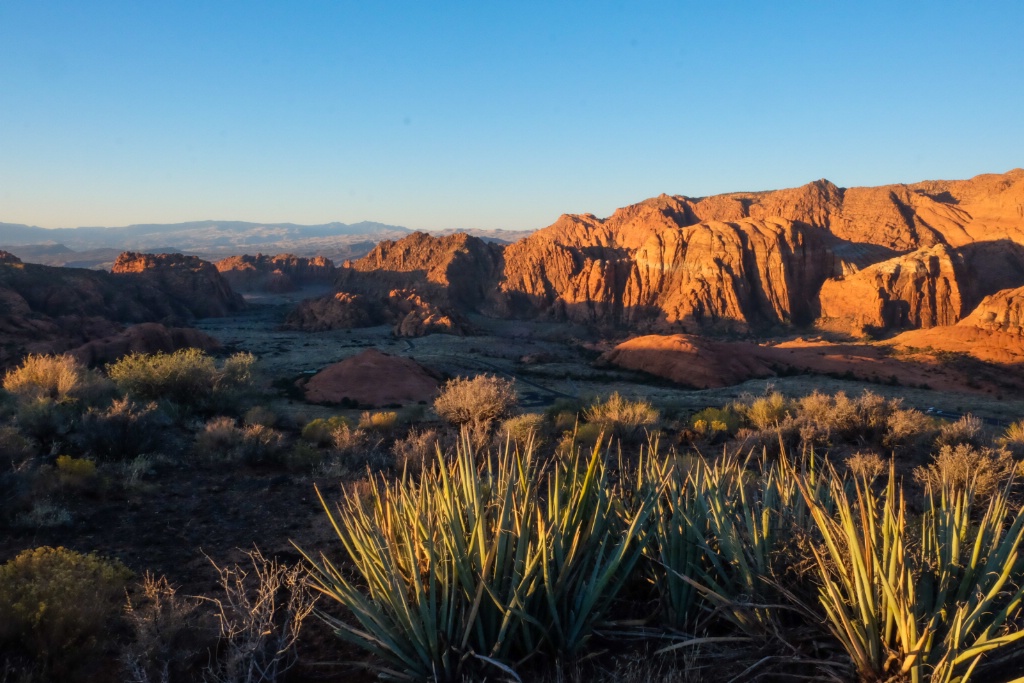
[433, 374, 517, 429]
[107, 349, 255, 412]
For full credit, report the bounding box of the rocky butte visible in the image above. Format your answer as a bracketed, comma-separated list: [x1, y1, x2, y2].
[291, 169, 1024, 338]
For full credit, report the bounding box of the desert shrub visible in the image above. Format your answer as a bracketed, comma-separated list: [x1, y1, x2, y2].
[78, 397, 166, 461]
[201, 550, 316, 683]
[107, 349, 254, 412]
[234, 424, 287, 466]
[242, 405, 277, 428]
[433, 374, 517, 429]
[300, 416, 352, 447]
[357, 410, 398, 432]
[2, 354, 110, 405]
[500, 413, 547, 450]
[793, 391, 861, 443]
[744, 392, 788, 430]
[883, 407, 936, 448]
[999, 419, 1024, 457]
[0, 546, 132, 678]
[13, 501, 72, 528]
[121, 573, 210, 683]
[15, 396, 77, 447]
[689, 406, 741, 436]
[845, 451, 887, 481]
[55, 454, 97, 486]
[913, 443, 1022, 497]
[934, 413, 985, 448]
[194, 418, 286, 465]
[583, 392, 659, 441]
[556, 422, 605, 455]
[392, 427, 440, 475]
[0, 425, 34, 467]
[195, 417, 243, 456]
[286, 441, 324, 471]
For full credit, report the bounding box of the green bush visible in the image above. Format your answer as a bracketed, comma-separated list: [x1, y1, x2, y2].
[0, 546, 132, 677]
[106, 349, 255, 412]
[744, 392, 788, 430]
[690, 406, 741, 435]
[300, 416, 353, 446]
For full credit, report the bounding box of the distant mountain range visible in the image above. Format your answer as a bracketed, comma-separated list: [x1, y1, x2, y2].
[0, 220, 527, 268]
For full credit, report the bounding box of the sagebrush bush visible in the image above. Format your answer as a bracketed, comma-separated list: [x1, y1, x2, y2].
[935, 413, 985, 448]
[913, 443, 1022, 497]
[243, 405, 277, 428]
[433, 374, 517, 428]
[0, 546, 132, 677]
[845, 451, 887, 481]
[195, 416, 241, 456]
[690, 406, 741, 436]
[392, 427, 440, 475]
[78, 397, 166, 461]
[583, 392, 659, 441]
[0, 425, 34, 467]
[884, 406, 936, 448]
[107, 349, 254, 412]
[2, 354, 110, 405]
[55, 454, 98, 488]
[15, 396, 76, 447]
[234, 424, 287, 466]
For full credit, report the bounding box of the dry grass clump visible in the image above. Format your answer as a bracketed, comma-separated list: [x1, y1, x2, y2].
[913, 443, 1022, 497]
[195, 417, 243, 455]
[2, 354, 109, 405]
[433, 374, 517, 429]
[584, 392, 659, 441]
[194, 418, 286, 465]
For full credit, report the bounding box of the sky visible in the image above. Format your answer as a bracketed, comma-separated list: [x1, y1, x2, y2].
[1, 2, 1022, 231]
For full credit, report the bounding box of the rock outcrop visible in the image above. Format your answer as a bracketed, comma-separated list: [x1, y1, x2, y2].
[1, 252, 241, 368]
[215, 253, 336, 292]
[960, 286, 1024, 335]
[818, 244, 965, 333]
[112, 252, 244, 318]
[303, 349, 440, 406]
[282, 289, 466, 337]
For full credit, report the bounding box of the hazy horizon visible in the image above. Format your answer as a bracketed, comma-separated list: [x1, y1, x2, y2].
[2, 2, 1021, 231]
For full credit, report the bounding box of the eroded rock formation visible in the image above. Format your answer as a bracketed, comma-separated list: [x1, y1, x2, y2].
[215, 253, 336, 292]
[303, 349, 440, 406]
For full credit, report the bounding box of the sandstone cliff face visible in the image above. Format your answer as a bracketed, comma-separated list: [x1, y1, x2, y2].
[346, 232, 502, 308]
[959, 286, 1024, 335]
[818, 244, 965, 332]
[112, 252, 245, 318]
[215, 253, 336, 292]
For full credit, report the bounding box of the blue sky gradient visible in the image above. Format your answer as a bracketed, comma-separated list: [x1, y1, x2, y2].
[1, 2, 1021, 230]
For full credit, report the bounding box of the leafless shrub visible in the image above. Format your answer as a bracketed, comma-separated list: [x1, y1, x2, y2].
[200, 550, 316, 683]
[79, 397, 166, 461]
[122, 574, 209, 683]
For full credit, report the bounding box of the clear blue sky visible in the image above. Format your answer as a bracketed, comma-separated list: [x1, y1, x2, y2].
[1, 2, 1021, 231]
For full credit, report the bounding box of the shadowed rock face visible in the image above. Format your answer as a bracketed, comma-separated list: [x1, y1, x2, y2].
[215, 253, 336, 292]
[0, 251, 243, 367]
[112, 252, 245, 318]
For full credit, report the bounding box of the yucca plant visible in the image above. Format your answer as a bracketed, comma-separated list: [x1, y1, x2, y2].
[301, 430, 659, 680]
[802, 465, 1024, 683]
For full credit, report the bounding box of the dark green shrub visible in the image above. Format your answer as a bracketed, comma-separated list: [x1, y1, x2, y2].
[77, 398, 167, 461]
[106, 349, 255, 413]
[0, 546, 132, 678]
